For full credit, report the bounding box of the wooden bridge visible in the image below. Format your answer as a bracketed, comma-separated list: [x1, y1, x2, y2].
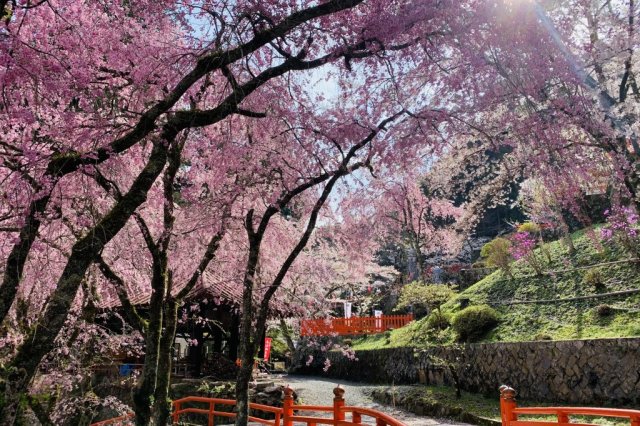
[300, 315, 413, 337]
[500, 386, 640, 426]
[92, 383, 640, 426]
[91, 385, 405, 425]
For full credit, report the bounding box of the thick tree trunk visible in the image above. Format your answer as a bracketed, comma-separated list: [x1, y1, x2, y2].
[235, 232, 261, 426]
[151, 299, 178, 426]
[134, 292, 163, 425]
[0, 193, 50, 325]
[412, 239, 425, 280]
[279, 319, 296, 355]
[623, 164, 640, 211]
[234, 317, 254, 426]
[234, 339, 256, 426]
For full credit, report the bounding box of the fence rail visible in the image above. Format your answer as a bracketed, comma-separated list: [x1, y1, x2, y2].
[91, 385, 406, 426]
[499, 386, 640, 426]
[300, 315, 414, 336]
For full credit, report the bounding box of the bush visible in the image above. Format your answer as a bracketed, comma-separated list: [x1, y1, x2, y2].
[533, 333, 552, 341]
[583, 268, 606, 291]
[517, 222, 541, 234]
[396, 282, 457, 319]
[425, 311, 452, 331]
[595, 304, 614, 317]
[451, 305, 499, 342]
[471, 260, 486, 269]
[480, 237, 513, 276]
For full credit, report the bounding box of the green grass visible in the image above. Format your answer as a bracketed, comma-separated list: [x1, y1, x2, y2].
[352, 227, 640, 350]
[382, 385, 630, 426]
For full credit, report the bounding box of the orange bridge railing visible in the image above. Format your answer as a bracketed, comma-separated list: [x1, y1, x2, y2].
[300, 314, 414, 337]
[499, 386, 640, 426]
[91, 385, 406, 426]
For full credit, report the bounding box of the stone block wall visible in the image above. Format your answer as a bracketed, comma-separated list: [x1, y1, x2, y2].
[303, 338, 640, 404]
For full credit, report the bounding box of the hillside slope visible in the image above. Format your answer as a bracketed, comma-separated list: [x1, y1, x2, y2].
[353, 228, 640, 349]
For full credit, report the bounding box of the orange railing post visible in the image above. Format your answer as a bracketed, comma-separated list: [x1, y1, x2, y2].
[557, 411, 569, 424]
[333, 385, 345, 424]
[499, 385, 518, 426]
[353, 412, 362, 424]
[173, 401, 181, 424]
[283, 385, 294, 426]
[208, 400, 215, 426]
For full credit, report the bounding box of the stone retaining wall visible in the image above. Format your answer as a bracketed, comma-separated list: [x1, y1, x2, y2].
[296, 338, 640, 404]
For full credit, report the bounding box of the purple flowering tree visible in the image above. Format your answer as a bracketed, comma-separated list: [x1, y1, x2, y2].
[510, 231, 544, 276]
[601, 207, 640, 260]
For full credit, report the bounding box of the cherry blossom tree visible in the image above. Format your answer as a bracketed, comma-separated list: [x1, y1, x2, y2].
[374, 174, 463, 279]
[4, 1, 639, 425]
[0, 0, 453, 422]
[447, 1, 638, 209]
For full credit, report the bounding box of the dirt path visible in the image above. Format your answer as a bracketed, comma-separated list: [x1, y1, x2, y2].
[284, 375, 472, 426]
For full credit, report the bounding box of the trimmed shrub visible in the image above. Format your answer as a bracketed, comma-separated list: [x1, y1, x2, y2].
[396, 282, 457, 319]
[517, 222, 541, 234]
[583, 268, 606, 291]
[425, 311, 452, 331]
[451, 305, 499, 342]
[480, 237, 513, 277]
[595, 304, 614, 317]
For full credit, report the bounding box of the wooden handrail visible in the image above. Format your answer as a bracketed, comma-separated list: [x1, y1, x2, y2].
[512, 407, 640, 418]
[343, 406, 406, 425]
[92, 384, 407, 426]
[499, 386, 640, 426]
[300, 314, 414, 336]
[89, 413, 134, 426]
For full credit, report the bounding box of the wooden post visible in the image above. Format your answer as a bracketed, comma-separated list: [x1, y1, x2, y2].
[208, 401, 215, 426]
[557, 411, 569, 424]
[499, 385, 517, 426]
[333, 385, 346, 424]
[353, 412, 362, 424]
[283, 385, 294, 426]
[376, 419, 386, 426]
[172, 401, 181, 423]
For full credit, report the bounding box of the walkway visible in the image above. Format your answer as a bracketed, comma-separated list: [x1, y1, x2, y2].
[284, 375, 472, 426]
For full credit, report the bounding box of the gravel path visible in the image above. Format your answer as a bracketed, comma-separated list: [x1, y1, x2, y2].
[284, 375, 472, 426]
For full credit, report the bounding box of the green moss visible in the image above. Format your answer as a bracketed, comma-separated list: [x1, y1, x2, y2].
[352, 226, 640, 350]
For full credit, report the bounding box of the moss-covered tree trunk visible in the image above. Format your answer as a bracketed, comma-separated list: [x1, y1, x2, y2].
[279, 319, 296, 355]
[133, 286, 163, 425]
[234, 230, 261, 426]
[151, 298, 178, 426]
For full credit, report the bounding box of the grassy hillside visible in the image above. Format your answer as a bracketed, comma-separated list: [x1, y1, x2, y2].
[352, 227, 640, 350]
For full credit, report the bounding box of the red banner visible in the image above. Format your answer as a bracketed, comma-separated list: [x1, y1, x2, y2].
[263, 337, 272, 362]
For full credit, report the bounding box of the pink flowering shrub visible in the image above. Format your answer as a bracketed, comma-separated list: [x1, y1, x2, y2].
[305, 355, 314, 366]
[294, 336, 359, 373]
[600, 206, 640, 259]
[26, 312, 143, 422]
[52, 394, 131, 425]
[323, 358, 332, 372]
[510, 231, 544, 275]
